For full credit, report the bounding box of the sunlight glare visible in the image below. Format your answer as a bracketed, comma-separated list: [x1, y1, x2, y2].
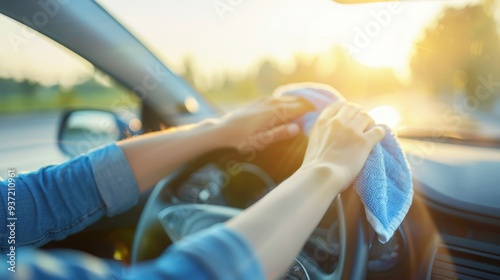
[368, 105, 401, 128]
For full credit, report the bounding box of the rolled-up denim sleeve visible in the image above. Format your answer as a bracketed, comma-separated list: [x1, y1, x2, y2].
[88, 144, 139, 217]
[0, 143, 139, 251]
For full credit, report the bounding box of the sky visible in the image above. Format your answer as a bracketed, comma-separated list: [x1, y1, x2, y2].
[0, 0, 480, 86]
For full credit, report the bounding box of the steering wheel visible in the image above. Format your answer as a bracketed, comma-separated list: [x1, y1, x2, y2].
[131, 148, 370, 280]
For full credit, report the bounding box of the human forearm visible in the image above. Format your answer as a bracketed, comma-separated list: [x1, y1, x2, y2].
[118, 98, 307, 192]
[226, 164, 341, 279]
[117, 119, 226, 192]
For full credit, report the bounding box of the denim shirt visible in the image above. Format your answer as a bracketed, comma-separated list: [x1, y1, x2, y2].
[0, 144, 263, 279]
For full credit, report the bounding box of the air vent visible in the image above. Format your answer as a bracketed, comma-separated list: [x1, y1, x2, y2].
[430, 245, 500, 280]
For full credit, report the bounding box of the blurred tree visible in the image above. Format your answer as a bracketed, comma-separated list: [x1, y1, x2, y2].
[322, 46, 403, 100]
[0, 77, 20, 96]
[410, 0, 500, 111]
[198, 46, 403, 107]
[181, 57, 197, 88]
[56, 87, 79, 108]
[287, 55, 323, 84]
[20, 79, 39, 97]
[256, 59, 284, 94]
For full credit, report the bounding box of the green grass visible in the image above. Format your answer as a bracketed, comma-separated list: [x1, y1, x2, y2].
[0, 90, 139, 114]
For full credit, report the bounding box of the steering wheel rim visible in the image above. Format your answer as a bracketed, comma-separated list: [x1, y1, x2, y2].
[131, 149, 370, 280]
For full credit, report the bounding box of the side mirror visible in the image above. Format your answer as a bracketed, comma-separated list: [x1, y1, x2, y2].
[58, 110, 140, 157]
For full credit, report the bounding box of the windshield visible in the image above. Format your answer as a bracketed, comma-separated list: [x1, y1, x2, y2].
[2, 0, 499, 143]
[92, 0, 500, 143]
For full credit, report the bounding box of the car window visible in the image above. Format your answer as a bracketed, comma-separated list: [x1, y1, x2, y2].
[0, 14, 140, 174]
[97, 0, 500, 142]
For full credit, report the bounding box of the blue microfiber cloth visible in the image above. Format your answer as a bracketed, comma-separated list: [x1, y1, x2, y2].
[273, 83, 413, 243]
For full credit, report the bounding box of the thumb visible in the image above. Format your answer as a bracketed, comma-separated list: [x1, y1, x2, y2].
[365, 125, 386, 145]
[257, 123, 301, 145]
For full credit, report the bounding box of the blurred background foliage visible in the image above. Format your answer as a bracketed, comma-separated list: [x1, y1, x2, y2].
[1, 0, 499, 115]
[0, 76, 140, 114]
[410, 0, 500, 112]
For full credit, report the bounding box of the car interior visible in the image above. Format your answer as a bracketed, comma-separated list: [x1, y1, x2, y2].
[1, 0, 500, 279]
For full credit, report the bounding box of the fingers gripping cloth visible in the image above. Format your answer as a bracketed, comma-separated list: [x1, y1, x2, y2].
[273, 83, 413, 243]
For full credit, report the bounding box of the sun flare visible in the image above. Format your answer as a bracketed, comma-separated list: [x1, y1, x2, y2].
[368, 105, 401, 128]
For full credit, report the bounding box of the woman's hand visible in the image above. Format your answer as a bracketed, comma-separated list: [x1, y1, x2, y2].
[301, 102, 386, 192]
[218, 97, 312, 149]
[226, 101, 385, 279]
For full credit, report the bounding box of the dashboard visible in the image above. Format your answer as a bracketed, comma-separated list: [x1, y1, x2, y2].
[400, 139, 500, 219]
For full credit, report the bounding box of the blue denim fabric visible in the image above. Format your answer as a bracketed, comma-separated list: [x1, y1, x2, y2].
[0, 144, 139, 251]
[153, 224, 264, 280]
[0, 225, 264, 280]
[0, 144, 264, 279]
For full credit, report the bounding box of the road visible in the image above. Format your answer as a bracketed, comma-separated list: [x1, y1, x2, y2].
[0, 111, 68, 177]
